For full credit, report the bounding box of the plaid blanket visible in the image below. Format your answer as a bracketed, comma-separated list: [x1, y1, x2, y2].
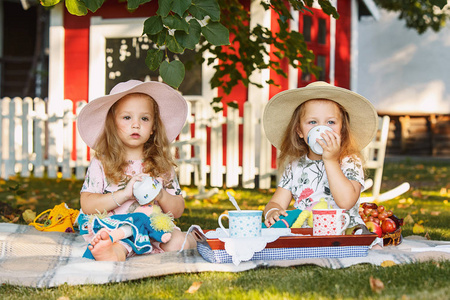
[1, 223, 449, 288]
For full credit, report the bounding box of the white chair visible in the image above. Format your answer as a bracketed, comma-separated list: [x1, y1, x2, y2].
[172, 98, 218, 199]
[360, 116, 410, 203]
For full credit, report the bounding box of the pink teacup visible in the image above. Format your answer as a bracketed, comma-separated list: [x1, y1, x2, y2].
[312, 208, 350, 236]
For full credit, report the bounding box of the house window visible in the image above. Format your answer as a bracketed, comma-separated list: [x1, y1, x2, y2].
[317, 55, 326, 81]
[88, 17, 213, 103]
[105, 37, 201, 95]
[318, 18, 327, 45]
[298, 9, 330, 86]
[303, 15, 312, 42]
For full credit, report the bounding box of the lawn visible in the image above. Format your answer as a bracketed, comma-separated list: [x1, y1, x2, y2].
[0, 156, 449, 299]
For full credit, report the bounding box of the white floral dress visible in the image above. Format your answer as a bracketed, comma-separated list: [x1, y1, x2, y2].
[78, 157, 182, 254]
[279, 155, 365, 228]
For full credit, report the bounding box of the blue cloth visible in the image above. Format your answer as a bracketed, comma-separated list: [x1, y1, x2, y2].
[79, 212, 168, 259]
[262, 210, 302, 228]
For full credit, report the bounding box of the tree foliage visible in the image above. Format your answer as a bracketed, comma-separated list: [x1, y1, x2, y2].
[375, 0, 450, 34]
[40, 0, 449, 110]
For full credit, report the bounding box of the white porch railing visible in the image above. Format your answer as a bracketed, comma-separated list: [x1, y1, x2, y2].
[0, 97, 278, 189]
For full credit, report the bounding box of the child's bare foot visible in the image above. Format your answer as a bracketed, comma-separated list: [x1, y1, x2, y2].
[88, 230, 127, 261]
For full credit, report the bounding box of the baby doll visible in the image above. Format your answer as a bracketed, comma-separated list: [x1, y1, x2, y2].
[82, 204, 175, 260]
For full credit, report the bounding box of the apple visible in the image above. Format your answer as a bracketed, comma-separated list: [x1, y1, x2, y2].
[381, 218, 397, 233]
[365, 221, 383, 238]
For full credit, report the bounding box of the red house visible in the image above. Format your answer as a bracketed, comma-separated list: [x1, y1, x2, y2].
[47, 0, 379, 188]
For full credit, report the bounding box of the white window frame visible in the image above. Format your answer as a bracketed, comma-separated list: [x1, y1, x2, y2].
[88, 16, 215, 103]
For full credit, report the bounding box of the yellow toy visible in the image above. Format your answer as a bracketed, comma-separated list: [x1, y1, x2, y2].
[30, 202, 79, 233]
[291, 198, 331, 228]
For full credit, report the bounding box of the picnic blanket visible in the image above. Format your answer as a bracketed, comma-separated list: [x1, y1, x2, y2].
[1, 223, 449, 288]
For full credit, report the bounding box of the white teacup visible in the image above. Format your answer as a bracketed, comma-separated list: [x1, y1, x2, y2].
[312, 208, 350, 236]
[133, 176, 162, 205]
[307, 125, 333, 155]
[218, 210, 262, 238]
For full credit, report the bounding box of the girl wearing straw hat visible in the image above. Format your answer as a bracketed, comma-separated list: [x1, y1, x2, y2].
[77, 79, 195, 261]
[262, 81, 378, 229]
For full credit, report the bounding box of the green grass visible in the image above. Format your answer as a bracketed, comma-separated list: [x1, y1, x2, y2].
[1, 156, 450, 299]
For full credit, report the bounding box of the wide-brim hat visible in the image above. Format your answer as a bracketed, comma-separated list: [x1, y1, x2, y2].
[77, 80, 188, 149]
[263, 81, 378, 150]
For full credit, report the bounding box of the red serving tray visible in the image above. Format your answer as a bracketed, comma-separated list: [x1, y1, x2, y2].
[205, 228, 377, 250]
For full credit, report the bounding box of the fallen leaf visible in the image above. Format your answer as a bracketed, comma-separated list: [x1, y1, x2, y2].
[413, 223, 425, 234]
[411, 190, 422, 198]
[22, 209, 36, 224]
[424, 232, 431, 240]
[185, 281, 202, 294]
[381, 260, 396, 267]
[430, 211, 441, 216]
[369, 276, 385, 293]
[403, 214, 415, 225]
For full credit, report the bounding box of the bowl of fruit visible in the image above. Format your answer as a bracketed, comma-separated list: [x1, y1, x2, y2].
[359, 202, 404, 246]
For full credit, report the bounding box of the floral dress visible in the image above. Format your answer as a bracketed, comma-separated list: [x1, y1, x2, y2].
[279, 155, 365, 228]
[78, 157, 182, 254]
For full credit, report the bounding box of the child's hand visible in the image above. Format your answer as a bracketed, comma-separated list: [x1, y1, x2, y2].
[318, 130, 341, 161]
[264, 208, 288, 228]
[123, 173, 149, 201]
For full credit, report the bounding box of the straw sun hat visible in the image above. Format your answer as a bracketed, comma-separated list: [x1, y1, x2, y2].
[77, 80, 188, 149]
[263, 81, 378, 150]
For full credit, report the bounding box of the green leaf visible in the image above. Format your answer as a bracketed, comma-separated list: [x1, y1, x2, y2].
[40, 0, 61, 7]
[127, 0, 152, 10]
[143, 16, 164, 35]
[174, 19, 201, 49]
[227, 102, 238, 109]
[430, 0, 447, 9]
[65, 0, 88, 16]
[172, 0, 192, 17]
[201, 22, 230, 45]
[189, 0, 220, 22]
[82, 0, 105, 13]
[162, 15, 190, 32]
[157, 0, 173, 17]
[145, 48, 164, 71]
[160, 60, 185, 88]
[165, 34, 185, 53]
[318, 0, 339, 19]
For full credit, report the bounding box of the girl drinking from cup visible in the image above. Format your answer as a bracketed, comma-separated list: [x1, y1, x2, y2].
[77, 79, 195, 261]
[262, 81, 378, 229]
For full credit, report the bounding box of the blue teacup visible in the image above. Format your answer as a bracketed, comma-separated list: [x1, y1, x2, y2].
[218, 210, 262, 238]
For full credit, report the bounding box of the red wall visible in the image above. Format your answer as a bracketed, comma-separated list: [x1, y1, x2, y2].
[334, 0, 351, 89]
[63, 1, 352, 165]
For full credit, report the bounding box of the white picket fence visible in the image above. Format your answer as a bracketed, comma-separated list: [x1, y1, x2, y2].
[0, 96, 278, 189]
